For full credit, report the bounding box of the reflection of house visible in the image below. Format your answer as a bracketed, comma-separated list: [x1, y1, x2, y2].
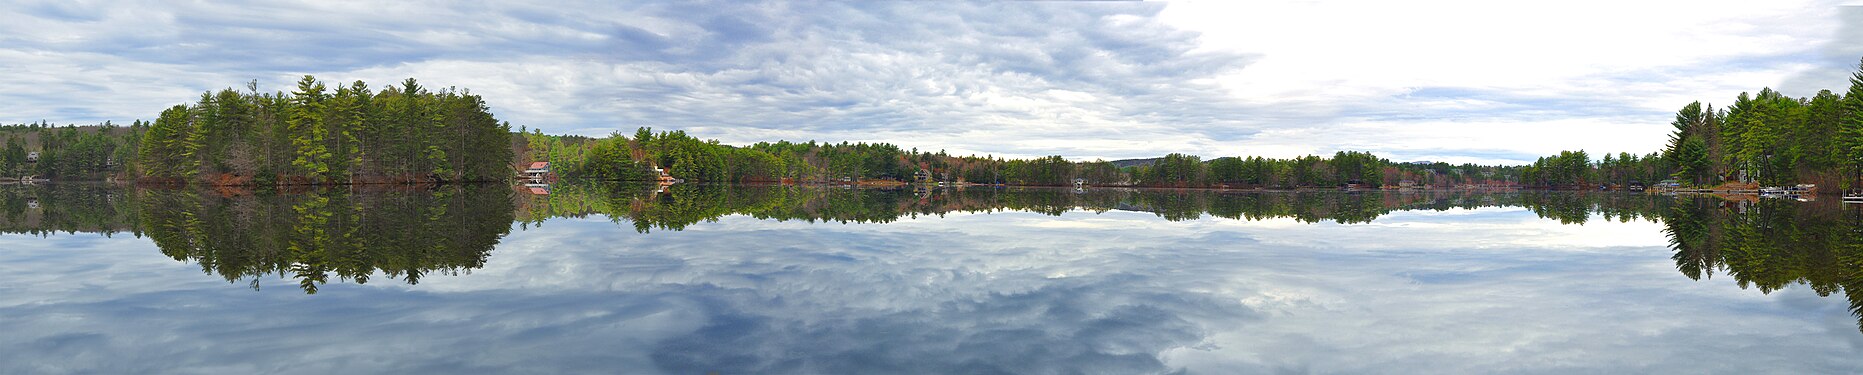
[26, 199, 38, 209]
[525, 183, 550, 195]
[653, 166, 680, 184]
[522, 162, 550, 181]
[25, 152, 39, 163]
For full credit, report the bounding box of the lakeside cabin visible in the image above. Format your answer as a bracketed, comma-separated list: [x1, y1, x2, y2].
[25, 152, 38, 163]
[652, 166, 681, 184]
[914, 169, 934, 184]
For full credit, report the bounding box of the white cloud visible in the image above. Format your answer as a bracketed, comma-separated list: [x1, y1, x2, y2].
[1160, 0, 1851, 161]
[0, 0, 1853, 163]
[1159, 0, 1837, 103]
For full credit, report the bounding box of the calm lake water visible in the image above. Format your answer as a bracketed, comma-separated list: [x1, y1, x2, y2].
[3, 183, 1862, 374]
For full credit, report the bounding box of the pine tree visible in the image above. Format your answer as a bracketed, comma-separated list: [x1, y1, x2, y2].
[289, 75, 332, 181]
[1840, 58, 1863, 188]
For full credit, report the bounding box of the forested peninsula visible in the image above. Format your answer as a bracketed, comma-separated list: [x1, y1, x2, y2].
[8, 62, 1863, 192]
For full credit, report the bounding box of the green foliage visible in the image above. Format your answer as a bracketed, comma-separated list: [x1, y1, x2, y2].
[1672, 138, 1711, 186]
[1138, 153, 1206, 186]
[1843, 57, 1863, 187]
[1003, 156, 1074, 185]
[1664, 102, 1715, 186]
[0, 121, 139, 180]
[1653, 58, 1863, 188]
[0, 137, 20, 174]
[137, 76, 513, 184]
[574, 136, 651, 181]
[1208, 157, 1244, 184]
[1330, 151, 1384, 185]
[1521, 150, 1593, 188]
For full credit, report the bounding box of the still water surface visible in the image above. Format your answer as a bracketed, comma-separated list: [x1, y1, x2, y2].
[2, 183, 1861, 373]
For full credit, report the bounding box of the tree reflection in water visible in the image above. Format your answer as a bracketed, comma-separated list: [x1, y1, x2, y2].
[135, 184, 515, 293]
[9, 180, 1863, 333]
[1660, 196, 1863, 332]
[514, 183, 1665, 231]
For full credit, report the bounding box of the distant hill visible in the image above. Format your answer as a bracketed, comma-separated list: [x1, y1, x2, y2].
[0, 124, 138, 150]
[1109, 158, 1161, 169]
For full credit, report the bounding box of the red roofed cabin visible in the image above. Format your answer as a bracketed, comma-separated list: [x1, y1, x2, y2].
[652, 166, 680, 184]
[522, 162, 552, 182]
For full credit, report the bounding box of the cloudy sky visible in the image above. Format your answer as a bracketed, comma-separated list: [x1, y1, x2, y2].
[2, 1, 1859, 164]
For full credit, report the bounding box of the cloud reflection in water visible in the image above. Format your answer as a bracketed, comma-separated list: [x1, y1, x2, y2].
[1, 186, 1861, 373]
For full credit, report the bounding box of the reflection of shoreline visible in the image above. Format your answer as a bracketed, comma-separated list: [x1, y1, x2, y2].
[1661, 196, 1863, 332]
[10, 181, 1863, 318]
[131, 184, 515, 293]
[515, 183, 1662, 232]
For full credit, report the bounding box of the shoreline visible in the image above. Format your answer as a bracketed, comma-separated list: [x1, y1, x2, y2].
[11, 177, 1840, 197]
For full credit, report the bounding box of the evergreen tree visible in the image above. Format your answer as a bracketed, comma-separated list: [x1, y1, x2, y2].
[289, 75, 332, 180]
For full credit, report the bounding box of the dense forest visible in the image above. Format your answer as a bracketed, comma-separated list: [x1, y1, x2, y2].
[0, 119, 1539, 189]
[1652, 62, 1863, 190]
[0, 121, 143, 181]
[1514, 57, 1863, 192]
[518, 129, 1530, 189]
[1517, 150, 1668, 189]
[138, 76, 513, 185]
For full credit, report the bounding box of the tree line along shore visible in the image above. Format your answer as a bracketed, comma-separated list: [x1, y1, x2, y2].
[8, 61, 1863, 192]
